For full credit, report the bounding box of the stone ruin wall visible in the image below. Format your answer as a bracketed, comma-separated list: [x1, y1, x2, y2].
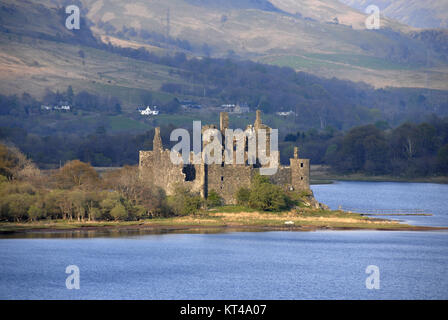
[207, 164, 253, 204]
[138, 111, 310, 204]
[139, 150, 205, 197]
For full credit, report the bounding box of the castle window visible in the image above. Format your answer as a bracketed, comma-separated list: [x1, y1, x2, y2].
[300, 162, 304, 168]
[301, 176, 304, 180]
[221, 176, 224, 181]
[182, 164, 196, 181]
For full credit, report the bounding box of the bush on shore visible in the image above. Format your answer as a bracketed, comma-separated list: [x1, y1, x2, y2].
[236, 174, 293, 212]
[167, 186, 203, 216]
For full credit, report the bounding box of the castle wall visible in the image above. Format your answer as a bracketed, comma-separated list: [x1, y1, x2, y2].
[207, 164, 253, 204]
[138, 110, 311, 206]
[139, 150, 204, 196]
[290, 158, 310, 191]
[269, 166, 291, 187]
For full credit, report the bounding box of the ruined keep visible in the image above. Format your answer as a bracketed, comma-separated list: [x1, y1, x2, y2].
[139, 111, 310, 204]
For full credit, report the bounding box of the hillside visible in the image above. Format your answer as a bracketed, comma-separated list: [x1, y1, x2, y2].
[25, 0, 447, 90]
[1, 0, 448, 136]
[339, 0, 448, 29]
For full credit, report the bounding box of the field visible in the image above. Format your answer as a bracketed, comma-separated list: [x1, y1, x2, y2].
[0, 33, 183, 108]
[259, 53, 448, 90]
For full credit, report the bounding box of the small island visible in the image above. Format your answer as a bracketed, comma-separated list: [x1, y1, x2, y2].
[0, 138, 442, 236]
[0, 115, 442, 236]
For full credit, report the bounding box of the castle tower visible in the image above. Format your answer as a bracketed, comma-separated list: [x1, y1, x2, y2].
[254, 109, 262, 130]
[219, 112, 229, 133]
[290, 146, 310, 191]
[153, 127, 162, 151]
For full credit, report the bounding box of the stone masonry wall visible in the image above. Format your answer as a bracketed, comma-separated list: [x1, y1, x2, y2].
[207, 164, 253, 204]
[139, 111, 310, 205]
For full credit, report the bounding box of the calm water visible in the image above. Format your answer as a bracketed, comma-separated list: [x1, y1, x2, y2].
[312, 181, 448, 227]
[0, 181, 447, 300]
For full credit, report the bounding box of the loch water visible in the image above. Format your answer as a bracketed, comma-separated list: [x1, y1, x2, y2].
[0, 181, 447, 299]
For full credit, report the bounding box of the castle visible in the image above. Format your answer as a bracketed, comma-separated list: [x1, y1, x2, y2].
[139, 110, 310, 204]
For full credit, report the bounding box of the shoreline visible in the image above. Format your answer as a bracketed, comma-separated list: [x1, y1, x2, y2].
[310, 165, 448, 184]
[1, 213, 446, 238]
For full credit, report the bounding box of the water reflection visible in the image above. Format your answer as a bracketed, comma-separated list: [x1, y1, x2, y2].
[0, 226, 272, 239]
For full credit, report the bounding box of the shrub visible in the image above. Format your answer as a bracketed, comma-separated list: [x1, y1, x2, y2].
[236, 187, 250, 206]
[206, 190, 222, 208]
[247, 174, 290, 212]
[168, 186, 203, 216]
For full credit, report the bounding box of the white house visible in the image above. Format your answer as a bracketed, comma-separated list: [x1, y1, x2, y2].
[276, 110, 295, 116]
[139, 106, 159, 116]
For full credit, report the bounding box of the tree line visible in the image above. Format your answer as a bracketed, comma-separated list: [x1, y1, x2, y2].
[1, 116, 447, 177]
[283, 116, 448, 177]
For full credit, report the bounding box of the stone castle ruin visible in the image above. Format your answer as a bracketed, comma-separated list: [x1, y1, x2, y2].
[139, 110, 310, 204]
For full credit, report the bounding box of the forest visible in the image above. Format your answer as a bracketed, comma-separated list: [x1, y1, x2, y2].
[282, 116, 448, 177]
[1, 114, 447, 178]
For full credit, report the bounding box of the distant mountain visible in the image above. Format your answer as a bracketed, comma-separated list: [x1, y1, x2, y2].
[339, 0, 448, 29]
[184, 0, 282, 12]
[1, 0, 448, 135]
[74, 0, 447, 89]
[1, 0, 448, 98]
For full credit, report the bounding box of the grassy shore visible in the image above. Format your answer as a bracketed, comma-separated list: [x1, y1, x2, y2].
[0, 207, 443, 236]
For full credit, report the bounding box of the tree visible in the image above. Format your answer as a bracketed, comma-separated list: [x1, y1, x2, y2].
[0, 143, 41, 181]
[66, 86, 74, 104]
[46, 189, 73, 220]
[114, 103, 122, 114]
[100, 191, 122, 219]
[246, 174, 289, 211]
[53, 160, 99, 189]
[0, 143, 17, 179]
[437, 144, 448, 174]
[103, 166, 167, 216]
[206, 190, 222, 208]
[236, 187, 250, 206]
[28, 205, 44, 222]
[162, 99, 180, 114]
[140, 91, 153, 106]
[88, 207, 102, 221]
[168, 186, 202, 216]
[3, 193, 35, 222]
[69, 190, 86, 221]
[110, 203, 127, 220]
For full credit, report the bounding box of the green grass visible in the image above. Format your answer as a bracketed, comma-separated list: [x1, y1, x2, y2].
[260, 53, 414, 72]
[306, 53, 414, 70]
[209, 205, 258, 213]
[107, 116, 150, 132]
[260, 55, 347, 71]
